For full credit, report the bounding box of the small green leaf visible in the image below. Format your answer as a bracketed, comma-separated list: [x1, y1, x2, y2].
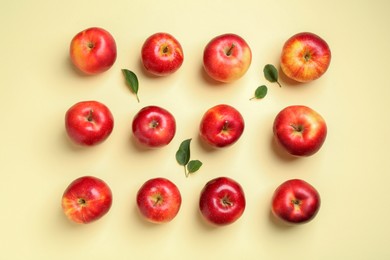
[263, 64, 278, 82]
[122, 69, 140, 102]
[250, 85, 268, 100]
[263, 64, 282, 87]
[187, 160, 203, 174]
[175, 139, 192, 166]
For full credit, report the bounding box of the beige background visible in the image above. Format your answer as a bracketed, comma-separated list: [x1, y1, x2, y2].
[1, 0, 389, 259]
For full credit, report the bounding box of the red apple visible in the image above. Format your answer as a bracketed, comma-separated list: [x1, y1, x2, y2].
[65, 100, 114, 146]
[199, 177, 246, 226]
[132, 105, 176, 148]
[69, 27, 117, 75]
[136, 177, 182, 224]
[273, 105, 327, 156]
[199, 104, 245, 148]
[272, 179, 321, 224]
[203, 33, 252, 83]
[141, 32, 184, 76]
[62, 176, 112, 224]
[280, 32, 331, 82]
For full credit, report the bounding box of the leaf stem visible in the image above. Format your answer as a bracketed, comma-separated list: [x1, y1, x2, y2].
[184, 166, 189, 178]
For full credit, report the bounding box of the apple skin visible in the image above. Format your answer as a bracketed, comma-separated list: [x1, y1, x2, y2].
[199, 104, 245, 148]
[280, 32, 331, 83]
[199, 177, 246, 226]
[272, 179, 321, 224]
[273, 105, 327, 156]
[62, 176, 113, 224]
[65, 101, 114, 146]
[132, 106, 176, 148]
[69, 27, 117, 75]
[203, 33, 252, 83]
[141, 32, 184, 76]
[136, 177, 182, 224]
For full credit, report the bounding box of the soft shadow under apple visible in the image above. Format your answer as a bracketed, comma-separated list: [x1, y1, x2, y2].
[196, 135, 221, 154]
[199, 65, 226, 87]
[268, 210, 294, 231]
[277, 64, 302, 87]
[195, 206, 221, 231]
[270, 136, 299, 162]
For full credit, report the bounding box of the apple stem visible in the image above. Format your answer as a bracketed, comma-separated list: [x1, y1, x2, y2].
[222, 120, 229, 131]
[87, 110, 94, 122]
[222, 197, 233, 207]
[154, 195, 163, 206]
[226, 44, 235, 56]
[290, 124, 303, 132]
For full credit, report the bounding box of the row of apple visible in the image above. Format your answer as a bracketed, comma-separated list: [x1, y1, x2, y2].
[65, 101, 327, 154]
[69, 28, 330, 83]
[62, 175, 320, 225]
[62, 27, 331, 226]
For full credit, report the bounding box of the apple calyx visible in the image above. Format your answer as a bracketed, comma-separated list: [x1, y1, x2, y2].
[87, 41, 95, 50]
[162, 45, 170, 55]
[78, 198, 87, 206]
[304, 51, 311, 62]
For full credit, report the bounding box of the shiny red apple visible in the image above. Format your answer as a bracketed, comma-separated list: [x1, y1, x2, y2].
[203, 33, 252, 83]
[69, 27, 117, 75]
[141, 32, 184, 76]
[280, 32, 331, 83]
[272, 179, 321, 224]
[199, 177, 246, 226]
[136, 177, 182, 224]
[62, 176, 113, 224]
[65, 100, 114, 146]
[199, 104, 244, 148]
[132, 105, 176, 148]
[273, 105, 327, 156]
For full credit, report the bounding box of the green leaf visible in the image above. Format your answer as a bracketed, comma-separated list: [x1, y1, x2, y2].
[263, 64, 282, 87]
[175, 139, 192, 166]
[187, 160, 203, 174]
[122, 69, 140, 102]
[263, 64, 278, 82]
[250, 85, 268, 100]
